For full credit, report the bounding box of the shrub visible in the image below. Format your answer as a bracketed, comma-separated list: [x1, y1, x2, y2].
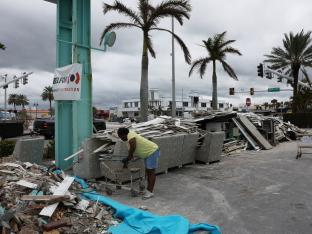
[0, 140, 16, 157]
[44, 140, 55, 159]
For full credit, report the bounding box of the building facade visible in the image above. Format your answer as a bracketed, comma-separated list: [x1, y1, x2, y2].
[119, 89, 231, 118]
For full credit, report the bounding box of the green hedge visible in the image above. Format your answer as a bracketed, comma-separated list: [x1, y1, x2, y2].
[0, 140, 16, 157]
[283, 113, 312, 128]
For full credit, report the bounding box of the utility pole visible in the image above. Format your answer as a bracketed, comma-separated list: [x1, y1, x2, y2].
[4, 75, 7, 114]
[171, 17, 176, 117]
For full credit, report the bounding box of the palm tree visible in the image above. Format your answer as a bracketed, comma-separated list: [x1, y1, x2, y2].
[189, 32, 241, 110]
[17, 94, 29, 109]
[8, 94, 18, 110]
[265, 30, 312, 113]
[0, 43, 5, 50]
[41, 86, 54, 116]
[271, 99, 278, 110]
[101, 0, 191, 121]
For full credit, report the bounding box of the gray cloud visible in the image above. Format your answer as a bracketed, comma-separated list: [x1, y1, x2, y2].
[1, 0, 312, 109]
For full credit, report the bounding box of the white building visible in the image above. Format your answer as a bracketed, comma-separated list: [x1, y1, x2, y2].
[119, 89, 231, 118]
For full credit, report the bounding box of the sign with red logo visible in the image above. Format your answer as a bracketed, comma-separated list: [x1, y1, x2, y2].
[246, 97, 251, 107]
[52, 63, 82, 100]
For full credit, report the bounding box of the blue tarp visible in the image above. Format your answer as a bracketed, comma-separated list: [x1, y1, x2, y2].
[74, 177, 221, 234]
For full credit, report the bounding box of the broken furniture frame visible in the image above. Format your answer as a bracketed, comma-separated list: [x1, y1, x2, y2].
[99, 155, 145, 197]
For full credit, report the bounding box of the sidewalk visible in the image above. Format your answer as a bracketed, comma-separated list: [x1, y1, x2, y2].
[111, 141, 312, 234]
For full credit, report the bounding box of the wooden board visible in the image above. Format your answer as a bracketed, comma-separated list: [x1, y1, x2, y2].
[238, 115, 272, 150]
[232, 118, 260, 150]
[39, 176, 74, 217]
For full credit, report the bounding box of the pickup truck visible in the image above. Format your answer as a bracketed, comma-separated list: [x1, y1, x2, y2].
[33, 118, 106, 139]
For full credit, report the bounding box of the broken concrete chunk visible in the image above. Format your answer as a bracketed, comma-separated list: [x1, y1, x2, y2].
[16, 180, 38, 189]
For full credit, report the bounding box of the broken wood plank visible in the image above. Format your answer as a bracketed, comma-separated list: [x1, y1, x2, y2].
[64, 149, 84, 161]
[238, 115, 272, 150]
[39, 176, 74, 217]
[21, 195, 70, 203]
[16, 180, 38, 189]
[43, 220, 71, 231]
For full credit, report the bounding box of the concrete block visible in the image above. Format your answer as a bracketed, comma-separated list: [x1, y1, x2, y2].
[181, 133, 199, 165]
[13, 137, 44, 164]
[196, 131, 225, 163]
[205, 122, 222, 132]
[73, 138, 103, 179]
[112, 140, 128, 156]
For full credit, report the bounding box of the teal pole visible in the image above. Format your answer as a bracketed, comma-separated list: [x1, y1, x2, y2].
[55, 0, 92, 170]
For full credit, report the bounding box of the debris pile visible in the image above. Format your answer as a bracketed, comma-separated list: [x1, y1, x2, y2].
[222, 140, 248, 155]
[0, 161, 120, 234]
[241, 113, 311, 141]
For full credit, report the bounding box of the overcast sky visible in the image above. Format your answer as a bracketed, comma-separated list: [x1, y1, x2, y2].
[1, 0, 312, 109]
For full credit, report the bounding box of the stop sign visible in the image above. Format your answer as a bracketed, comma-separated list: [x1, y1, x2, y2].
[246, 98, 251, 107]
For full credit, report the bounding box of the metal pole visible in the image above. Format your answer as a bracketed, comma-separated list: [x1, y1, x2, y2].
[171, 17, 176, 117]
[4, 76, 7, 114]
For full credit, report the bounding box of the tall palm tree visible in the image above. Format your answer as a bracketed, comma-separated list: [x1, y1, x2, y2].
[265, 30, 312, 113]
[41, 86, 54, 116]
[101, 0, 191, 121]
[189, 32, 241, 110]
[17, 94, 29, 109]
[0, 43, 5, 50]
[8, 94, 18, 110]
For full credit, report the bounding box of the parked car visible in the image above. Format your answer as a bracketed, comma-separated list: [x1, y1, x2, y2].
[33, 118, 106, 139]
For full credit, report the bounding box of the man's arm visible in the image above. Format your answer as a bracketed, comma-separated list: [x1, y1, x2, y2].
[128, 138, 136, 161]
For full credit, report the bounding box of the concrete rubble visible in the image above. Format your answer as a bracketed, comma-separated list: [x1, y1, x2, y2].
[0, 160, 121, 234]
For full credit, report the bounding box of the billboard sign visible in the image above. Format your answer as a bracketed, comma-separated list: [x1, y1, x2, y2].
[53, 63, 82, 100]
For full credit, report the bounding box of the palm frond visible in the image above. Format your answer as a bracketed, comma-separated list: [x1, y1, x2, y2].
[103, 1, 142, 25]
[0, 43, 5, 50]
[221, 47, 242, 56]
[100, 23, 141, 45]
[146, 35, 156, 58]
[151, 27, 191, 64]
[146, 0, 191, 29]
[220, 60, 238, 80]
[189, 57, 210, 77]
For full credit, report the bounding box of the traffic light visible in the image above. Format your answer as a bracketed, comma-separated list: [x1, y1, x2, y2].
[250, 88, 254, 95]
[14, 80, 19, 88]
[229, 88, 235, 95]
[257, 63, 263, 77]
[265, 71, 272, 79]
[23, 76, 28, 85]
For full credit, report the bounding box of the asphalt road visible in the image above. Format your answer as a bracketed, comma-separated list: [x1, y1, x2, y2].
[111, 141, 312, 234]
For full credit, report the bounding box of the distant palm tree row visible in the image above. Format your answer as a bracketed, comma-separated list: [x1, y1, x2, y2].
[7, 86, 54, 116]
[8, 94, 29, 109]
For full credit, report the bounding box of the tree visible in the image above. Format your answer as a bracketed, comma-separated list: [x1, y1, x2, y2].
[271, 99, 278, 110]
[41, 86, 54, 117]
[17, 94, 29, 109]
[101, 0, 191, 121]
[263, 102, 269, 110]
[0, 43, 5, 50]
[8, 94, 18, 110]
[265, 30, 312, 113]
[189, 32, 241, 110]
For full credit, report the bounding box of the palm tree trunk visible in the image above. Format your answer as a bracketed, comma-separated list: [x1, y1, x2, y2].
[49, 100, 52, 117]
[292, 65, 300, 113]
[211, 60, 218, 110]
[140, 33, 149, 122]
